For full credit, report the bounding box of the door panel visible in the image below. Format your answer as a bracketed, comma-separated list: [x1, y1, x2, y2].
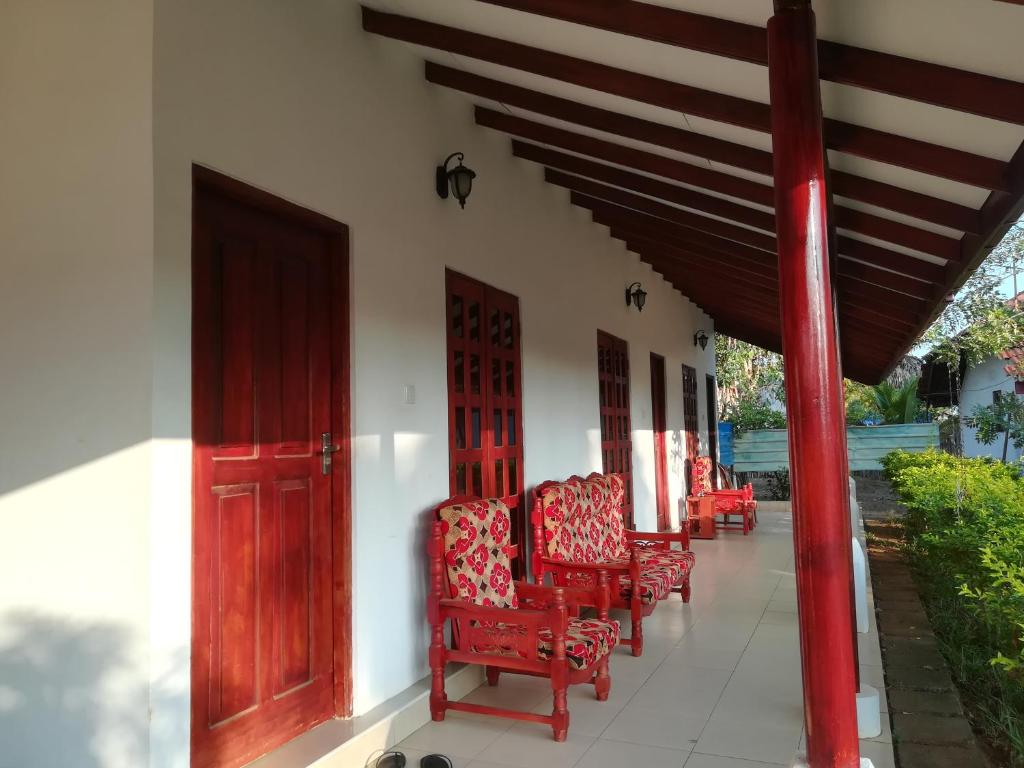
[681, 365, 699, 488]
[445, 271, 526, 575]
[650, 354, 669, 531]
[597, 331, 633, 528]
[193, 176, 346, 768]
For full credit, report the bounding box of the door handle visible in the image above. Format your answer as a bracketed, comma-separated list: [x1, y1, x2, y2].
[320, 432, 340, 476]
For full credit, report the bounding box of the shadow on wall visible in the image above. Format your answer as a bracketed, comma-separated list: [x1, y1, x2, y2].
[0, 611, 185, 768]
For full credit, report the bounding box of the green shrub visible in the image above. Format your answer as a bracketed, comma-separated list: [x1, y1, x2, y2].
[882, 449, 1024, 762]
[766, 469, 790, 501]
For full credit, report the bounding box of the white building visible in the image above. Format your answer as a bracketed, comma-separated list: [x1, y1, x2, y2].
[2, 1, 1022, 767]
[961, 355, 1023, 463]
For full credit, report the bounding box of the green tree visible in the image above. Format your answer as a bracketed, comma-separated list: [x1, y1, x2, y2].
[845, 380, 880, 425]
[870, 380, 921, 424]
[714, 335, 785, 433]
[919, 219, 1024, 456]
[925, 222, 1024, 372]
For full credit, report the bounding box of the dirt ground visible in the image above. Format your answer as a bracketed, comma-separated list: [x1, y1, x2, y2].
[855, 475, 905, 519]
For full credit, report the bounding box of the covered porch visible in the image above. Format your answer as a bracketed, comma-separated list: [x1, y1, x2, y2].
[255, 504, 894, 768]
[3, 0, 1023, 767]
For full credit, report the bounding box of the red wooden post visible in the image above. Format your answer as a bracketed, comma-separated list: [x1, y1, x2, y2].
[767, 2, 861, 767]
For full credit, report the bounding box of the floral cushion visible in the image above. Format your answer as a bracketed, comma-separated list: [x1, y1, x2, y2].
[541, 479, 587, 561]
[439, 499, 517, 609]
[618, 573, 671, 605]
[691, 456, 714, 496]
[538, 617, 620, 670]
[470, 617, 619, 671]
[639, 548, 695, 577]
[586, 473, 630, 560]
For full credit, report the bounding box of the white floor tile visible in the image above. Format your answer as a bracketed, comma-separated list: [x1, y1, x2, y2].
[474, 721, 595, 768]
[576, 738, 691, 768]
[684, 753, 786, 768]
[394, 507, 894, 768]
[398, 715, 510, 760]
[602, 704, 708, 751]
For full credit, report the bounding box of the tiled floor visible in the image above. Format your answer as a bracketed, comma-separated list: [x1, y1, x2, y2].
[394, 505, 895, 768]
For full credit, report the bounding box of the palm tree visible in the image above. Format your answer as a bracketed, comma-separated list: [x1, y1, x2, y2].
[871, 380, 921, 424]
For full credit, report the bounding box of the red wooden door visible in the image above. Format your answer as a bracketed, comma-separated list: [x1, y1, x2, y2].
[192, 171, 349, 768]
[597, 331, 633, 528]
[445, 271, 526, 574]
[650, 354, 670, 531]
[706, 374, 719, 489]
[681, 364, 700, 488]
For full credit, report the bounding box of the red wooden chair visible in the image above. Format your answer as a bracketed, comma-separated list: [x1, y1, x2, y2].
[428, 496, 618, 741]
[689, 456, 757, 534]
[531, 473, 694, 657]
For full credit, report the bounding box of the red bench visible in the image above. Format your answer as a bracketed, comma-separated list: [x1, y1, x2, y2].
[427, 496, 619, 741]
[531, 473, 695, 657]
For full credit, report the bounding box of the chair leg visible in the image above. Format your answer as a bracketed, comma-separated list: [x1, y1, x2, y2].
[486, 666, 500, 687]
[551, 675, 569, 741]
[429, 647, 447, 721]
[682, 578, 691, 603]
[595, 656, 611, 701]
[630, 618, 644, 657]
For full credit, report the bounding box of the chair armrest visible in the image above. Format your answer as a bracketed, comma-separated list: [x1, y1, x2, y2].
[626, 529, 691, 551]
[625, 530, 689, 545]
[516, 579, 611, 613]
[438, 598, 547, 628]
[539, 557, 631, 573]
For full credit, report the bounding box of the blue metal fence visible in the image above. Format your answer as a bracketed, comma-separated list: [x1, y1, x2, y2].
[731, 422, 939, 472]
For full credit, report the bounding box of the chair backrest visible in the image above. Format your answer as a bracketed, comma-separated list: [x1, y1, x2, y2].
[436, 497, 518, 609]
[533, 473, 628, 566]
[585, 473, 629, 560]
[535, 476, 591, 563]
[691, 456, 714, 496]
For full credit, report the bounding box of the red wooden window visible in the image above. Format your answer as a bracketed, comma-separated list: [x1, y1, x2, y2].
[597, 331, 633, 529]
[445, 270, 526, 573]
[681, 364, 700, 488]
[650, 353, 670, 531]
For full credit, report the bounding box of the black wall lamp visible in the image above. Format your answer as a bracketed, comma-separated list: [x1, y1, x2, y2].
[625, 282, 647, 312]
[436, 152, 476, 208]
[694, 330, 710, 350]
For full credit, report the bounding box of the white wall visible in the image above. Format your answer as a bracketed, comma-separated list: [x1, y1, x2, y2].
[0, 1, 714, 765]
[153, 0, 714, 746]
[0, 1, 155, 767]
[961, 357, 1023, 463]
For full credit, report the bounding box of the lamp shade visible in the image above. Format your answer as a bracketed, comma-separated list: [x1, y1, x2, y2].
[450, 163, 476, 207]
[633, 286, 647, 312]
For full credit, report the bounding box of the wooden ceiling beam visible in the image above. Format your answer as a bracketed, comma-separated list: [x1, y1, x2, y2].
[362, 8, 1010, 190]
[426, 62, 981, 232]
[475, 0, 1024, 126]
[581, 194, 938, 304]
[481, 108, 962, 260]
[532, 149, 949, 283]
[627, 235, 778, 284]
[639, 243, 916, 336]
